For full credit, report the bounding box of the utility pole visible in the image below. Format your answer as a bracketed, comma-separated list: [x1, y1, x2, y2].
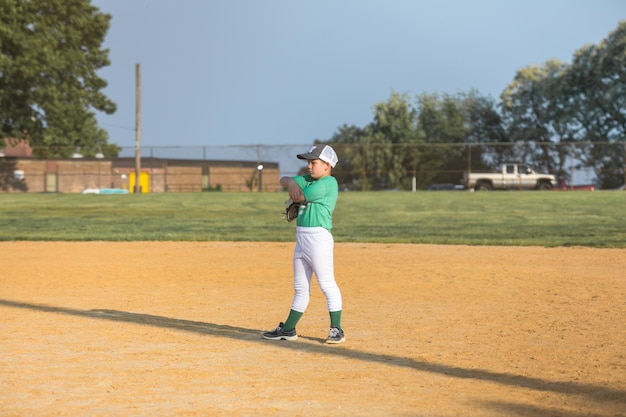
[134, 63, 142, 193]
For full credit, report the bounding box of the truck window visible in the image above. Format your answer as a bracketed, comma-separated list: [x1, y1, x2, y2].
[506, 165, 514, 174]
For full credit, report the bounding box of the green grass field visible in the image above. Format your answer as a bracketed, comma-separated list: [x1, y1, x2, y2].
[0, 191, 624, 247]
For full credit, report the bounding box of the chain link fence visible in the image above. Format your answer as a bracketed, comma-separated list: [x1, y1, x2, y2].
[120, 141, 624, 190]
[2, 142, 624, 192]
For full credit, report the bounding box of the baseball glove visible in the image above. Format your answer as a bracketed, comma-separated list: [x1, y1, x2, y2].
[285, 199, 300, 222]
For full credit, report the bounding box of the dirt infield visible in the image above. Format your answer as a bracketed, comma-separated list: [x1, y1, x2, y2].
[1, 242, 625, 417]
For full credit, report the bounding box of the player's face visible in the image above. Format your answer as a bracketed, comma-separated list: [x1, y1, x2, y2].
[307, 159, 330, 179]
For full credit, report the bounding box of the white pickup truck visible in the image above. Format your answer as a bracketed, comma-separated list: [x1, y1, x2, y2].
[463, 164, 556, 191]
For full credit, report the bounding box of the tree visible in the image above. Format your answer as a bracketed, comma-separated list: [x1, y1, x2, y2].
[463, 91, 508, 172]
[500, 59, 568, 174]
[318, 124, 367, 191]
[315, 92, 423, 190]
[415, 92, 471, 185]
[361, 92, 421, 190]
[0, 0, 117, 157]
[565, 20, 626, 188]
[322, 92, 422, 190]
[499, 20, 626, 189]
[320, 91, 510, 190]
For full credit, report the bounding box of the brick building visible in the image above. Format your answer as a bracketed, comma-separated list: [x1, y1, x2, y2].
[1, 140, 281, 193]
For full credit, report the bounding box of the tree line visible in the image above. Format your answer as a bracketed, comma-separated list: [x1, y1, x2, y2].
[1, 2, 624, 189]
[318, 21, 626, 190]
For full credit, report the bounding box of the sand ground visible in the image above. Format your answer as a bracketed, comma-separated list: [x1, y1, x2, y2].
[1, 242, 625, 417]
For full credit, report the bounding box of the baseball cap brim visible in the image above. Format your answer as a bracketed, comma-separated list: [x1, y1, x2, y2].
[296, 151, 320, 160]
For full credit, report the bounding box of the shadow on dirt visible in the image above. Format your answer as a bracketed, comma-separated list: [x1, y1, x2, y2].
[2, 297, 624, 411]
[479, 400, 614, 417]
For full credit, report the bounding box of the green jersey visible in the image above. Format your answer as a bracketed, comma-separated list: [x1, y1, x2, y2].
[293, 174, 338, 230]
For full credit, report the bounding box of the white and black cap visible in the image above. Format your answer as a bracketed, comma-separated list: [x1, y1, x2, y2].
[297, 145, 338, 168]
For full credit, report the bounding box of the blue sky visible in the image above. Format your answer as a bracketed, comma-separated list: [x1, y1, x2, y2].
[92, 0, 625, 151]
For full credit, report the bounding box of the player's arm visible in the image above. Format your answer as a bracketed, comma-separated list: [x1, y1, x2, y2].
[280, 176, 305, 203]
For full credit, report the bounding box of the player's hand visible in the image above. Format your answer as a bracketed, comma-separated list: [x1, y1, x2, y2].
[287, 181, 304, 202]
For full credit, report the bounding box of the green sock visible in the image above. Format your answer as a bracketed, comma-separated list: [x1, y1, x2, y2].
[282, 309, 303, 331]
[329, 310, 342, 329]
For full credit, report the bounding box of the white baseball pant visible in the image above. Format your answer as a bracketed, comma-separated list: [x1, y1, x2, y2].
[290, 226, 342, 313]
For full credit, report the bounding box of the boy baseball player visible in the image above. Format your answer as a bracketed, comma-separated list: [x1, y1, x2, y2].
[262, 144, 345, 344]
